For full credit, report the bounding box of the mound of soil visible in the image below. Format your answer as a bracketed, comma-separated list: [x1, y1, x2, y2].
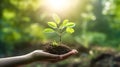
[43, 44, 71, 55]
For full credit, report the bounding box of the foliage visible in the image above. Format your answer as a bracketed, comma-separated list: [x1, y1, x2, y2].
[76, 12, 96, 48]
[44, 14, 75, 44]
[75, 32, 106, 47]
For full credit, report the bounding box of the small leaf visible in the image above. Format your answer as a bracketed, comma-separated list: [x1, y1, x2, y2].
[44, 28, 55, 33]
[66, 27, 74, 34]
[48, 22, 57, 28]
[52, 14, 61, 24]
[66, 22, 75, 27]
[59, 19, 69, 29]
[52, 40, 58, 46]
[62, 19, 69, 26]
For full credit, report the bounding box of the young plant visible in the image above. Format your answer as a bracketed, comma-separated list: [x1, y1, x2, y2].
[44, 14, 75, 45]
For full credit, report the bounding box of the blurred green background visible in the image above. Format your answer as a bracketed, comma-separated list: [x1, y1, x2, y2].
[0, 0, 120, 67]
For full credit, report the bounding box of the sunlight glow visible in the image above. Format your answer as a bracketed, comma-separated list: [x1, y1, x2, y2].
[48, 0, 70, 10]
[42, 0, 78, 12]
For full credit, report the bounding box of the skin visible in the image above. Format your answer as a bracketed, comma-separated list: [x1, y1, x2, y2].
[0, 49, 78, 67]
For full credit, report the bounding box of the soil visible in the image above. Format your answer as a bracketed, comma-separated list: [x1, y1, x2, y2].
[43, 44, 71, 55]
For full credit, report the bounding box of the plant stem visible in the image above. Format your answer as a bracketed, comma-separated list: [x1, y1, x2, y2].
[59, 33, 62, 45]
[58, 28, 62, 45]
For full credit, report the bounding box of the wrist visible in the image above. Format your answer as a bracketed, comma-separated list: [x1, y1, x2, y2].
[25, 52, 36, 62]
[28, 50, 43, 61]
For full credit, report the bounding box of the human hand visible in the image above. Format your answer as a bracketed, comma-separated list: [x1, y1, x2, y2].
[30, 49, 78, 63]
[0, 49, 78, 67]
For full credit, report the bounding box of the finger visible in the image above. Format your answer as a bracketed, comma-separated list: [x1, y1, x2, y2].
[70, 49, 78, 54]
[41, 51, 60, 59]
[41, 49, 78, 62]
[48, 50, 78, 63]
[60, 49, 78, 60]
[42, 49, 78, 60]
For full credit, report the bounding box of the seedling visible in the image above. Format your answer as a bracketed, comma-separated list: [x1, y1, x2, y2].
[44, 14, 75, 45]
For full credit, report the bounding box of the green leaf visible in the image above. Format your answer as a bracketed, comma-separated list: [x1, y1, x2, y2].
[62, 19, 69, 26]
[48, 22, 57, 28]
[52, 40, 58, 46]
[59, 19, 69, 29]
[66, 27, 75, 34]
[44, 28, 55, 33]
[52, 14, 61, 24]
[66, 22, 75, 27]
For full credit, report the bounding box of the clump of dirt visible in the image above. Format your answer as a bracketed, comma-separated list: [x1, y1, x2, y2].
[44, 44, 71, 55]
